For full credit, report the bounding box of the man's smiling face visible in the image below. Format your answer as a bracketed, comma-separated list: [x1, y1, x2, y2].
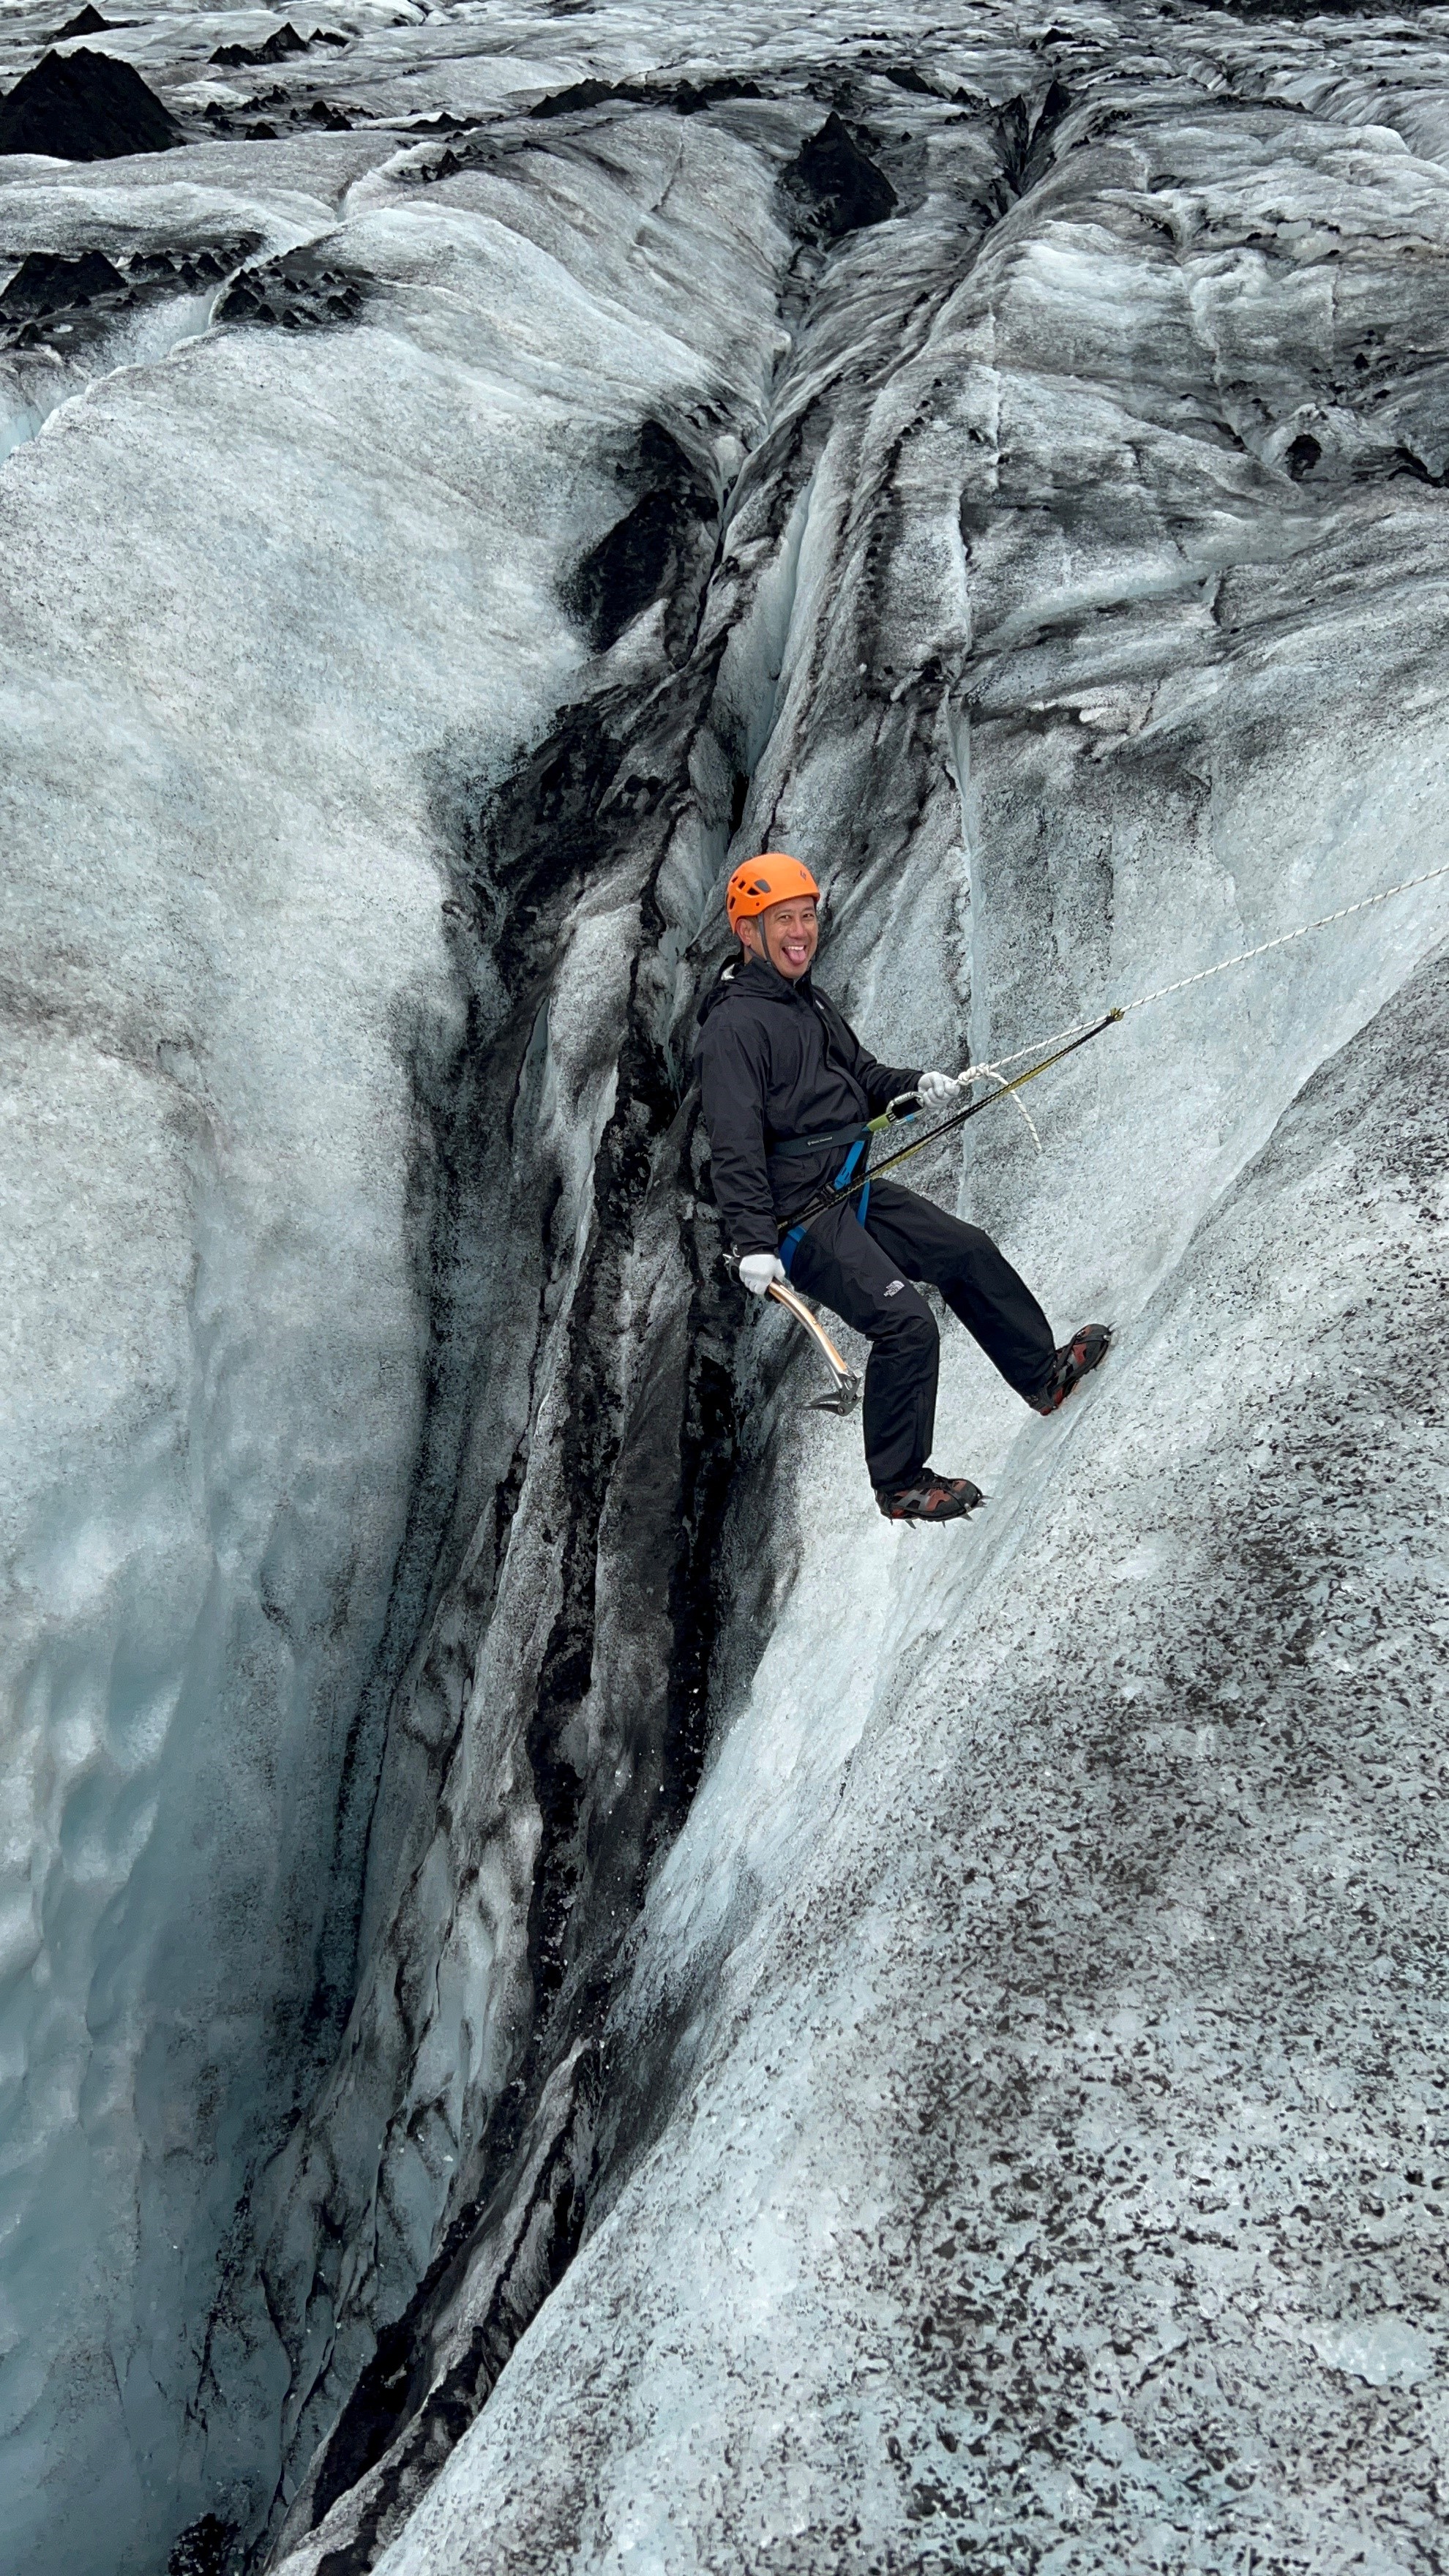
[741, 896, 818, 981]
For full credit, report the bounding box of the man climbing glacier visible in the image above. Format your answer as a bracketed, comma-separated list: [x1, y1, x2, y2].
[696, 855, 1111, 1524]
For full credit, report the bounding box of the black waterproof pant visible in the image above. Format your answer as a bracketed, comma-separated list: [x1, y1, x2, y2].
[785, 1179, 1056, 1490]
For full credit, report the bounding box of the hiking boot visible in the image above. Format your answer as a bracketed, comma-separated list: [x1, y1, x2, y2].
[876, 1471, 984, 1523]
[1031, 1322, 1113, 1415]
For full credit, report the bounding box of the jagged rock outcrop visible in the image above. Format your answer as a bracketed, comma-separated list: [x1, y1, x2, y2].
[780, 111, 897, 240]
[56, 7, 120, 37]
[0, 44, 181, 160]
[210, 26, 307, 70]
[0, 244, 124, 311]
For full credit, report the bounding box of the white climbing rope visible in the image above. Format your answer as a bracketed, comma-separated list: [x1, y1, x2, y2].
[954, 1057, 1044, 1151]
[952, 857, 1449, 1104]
[807, 856, 1449, 1223]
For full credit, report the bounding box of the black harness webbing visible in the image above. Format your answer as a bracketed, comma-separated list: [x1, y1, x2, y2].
[769, 1117, 875, 1158]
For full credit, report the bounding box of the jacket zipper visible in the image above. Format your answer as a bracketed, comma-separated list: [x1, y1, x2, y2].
[804, 988, 868, 1117]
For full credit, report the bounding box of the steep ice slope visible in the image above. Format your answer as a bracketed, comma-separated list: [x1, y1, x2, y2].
[266, 25, 1449, 2576]
[1, 4, 1448, 2573]
[375, 919, 1449, 2576]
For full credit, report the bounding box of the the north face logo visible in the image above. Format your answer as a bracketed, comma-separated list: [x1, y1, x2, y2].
[882, 1279, 906, 1298]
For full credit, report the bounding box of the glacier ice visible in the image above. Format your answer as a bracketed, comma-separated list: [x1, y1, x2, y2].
[0, 1, 1445, 2572]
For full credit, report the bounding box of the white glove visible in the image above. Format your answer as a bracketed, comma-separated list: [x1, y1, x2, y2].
[916, 1068, 964, 1106]
[738, 1252, 787, 1298]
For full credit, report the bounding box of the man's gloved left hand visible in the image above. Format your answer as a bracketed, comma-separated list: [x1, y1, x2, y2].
[738, 1252, 787, 1298]
[916, 1068, 964, 1106]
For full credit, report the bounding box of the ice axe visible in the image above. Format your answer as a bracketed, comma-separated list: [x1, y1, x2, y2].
[768, 1277, 862, 1414]
[725, 1258, 862, 1415]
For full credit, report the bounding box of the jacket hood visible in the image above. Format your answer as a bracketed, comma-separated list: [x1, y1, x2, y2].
[695, 951, 812, 1029]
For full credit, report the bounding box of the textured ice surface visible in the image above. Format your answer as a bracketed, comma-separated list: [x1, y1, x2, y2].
[0, 1, 1446, 2572]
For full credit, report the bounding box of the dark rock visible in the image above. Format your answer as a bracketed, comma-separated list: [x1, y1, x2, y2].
[0, 234, 253, 348]
[1286, 430, 1322, 478]
[55, 6, 116, 35]
[209, 22, 305, 67]
[244, 120, 278, 139]
[671, 75, 762, 113]
[125, 241, 243, 284]
[0, 244, 124, 315]
[991, 78, 1072, 198]
[529, 71, 761, 121]
[780, 111, 896, 239]
[166, 2515, 233, 2576]
[216, 242, 363, 329]
[530, 75, 617, 117]
[312, 27, 351, 43]
[564, 420, 716, 655]
[0, 45, 181, 160]
[304, 97, 353, 130]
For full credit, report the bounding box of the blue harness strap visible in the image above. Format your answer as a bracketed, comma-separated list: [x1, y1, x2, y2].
[779, 1141, 871, 1275]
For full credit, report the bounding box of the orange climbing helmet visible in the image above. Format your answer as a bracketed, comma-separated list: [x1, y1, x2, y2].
[725, 853, 820, 930]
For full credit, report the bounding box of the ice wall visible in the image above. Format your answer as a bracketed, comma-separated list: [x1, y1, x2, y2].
[0, 4, 1446, 2573]
[0, 60, 787, 2576]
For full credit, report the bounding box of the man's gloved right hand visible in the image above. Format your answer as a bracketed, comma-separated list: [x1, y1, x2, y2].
[738, 1252, 787, 1298]
[916, 1068, 965, 1106]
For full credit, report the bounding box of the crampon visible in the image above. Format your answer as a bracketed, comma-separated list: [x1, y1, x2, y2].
[875, 1472, 984, 1524]
[1032, 1322, 1112, 1415]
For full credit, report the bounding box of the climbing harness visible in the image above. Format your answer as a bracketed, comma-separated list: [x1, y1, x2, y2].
[775, 1011, 1122, 1239]
[778, 1128, 875, 1273]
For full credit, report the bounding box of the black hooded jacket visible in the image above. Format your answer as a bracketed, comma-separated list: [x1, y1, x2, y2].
[694, 954, 921, 1254]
